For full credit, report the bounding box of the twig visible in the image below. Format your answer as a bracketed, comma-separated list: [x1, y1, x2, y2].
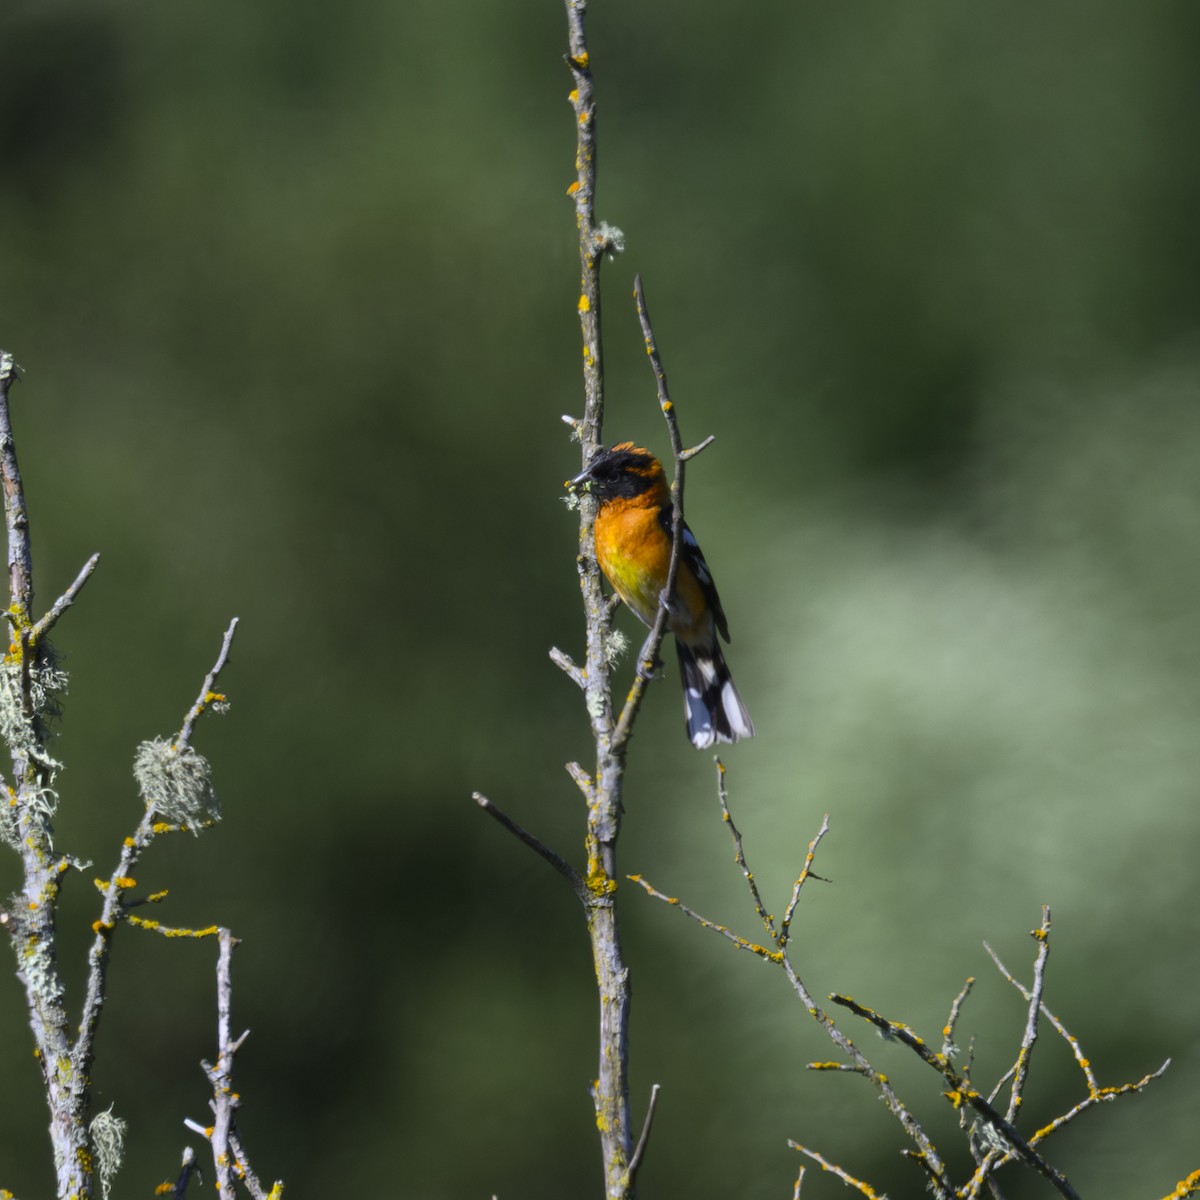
[0, 351, 33, 616]
[635, 761, 951, 1197]
[177, 618, 239, 750]
[564, 760, 594, 800]
[829, 993, 1081, 1200]
[610, 275, 713, 752]
[565, 0, 605, 459]
[778, 814, 831, 951]
[627, 874, 782, 963]
[626, 1083, 661, 1185]
[474, 792, 587, 903]
[76, 621, 242, 1086]
[1028, 1059, 1170, 1144]
[713, 758, 777, 941]
[196, 928, 278, 1199]
[941, 976, 975, 1059]
[983, 940, 1097, 1092]
[1006, 908, 1051, 1123]
[787, 1142, 882, 1198]
[31, 552, 101, 642]
[549, 645, 587, 690]
[228, 1127, 273, 1200]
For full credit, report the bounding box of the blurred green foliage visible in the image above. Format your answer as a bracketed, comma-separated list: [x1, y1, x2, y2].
[1, 1, 1198, 1197]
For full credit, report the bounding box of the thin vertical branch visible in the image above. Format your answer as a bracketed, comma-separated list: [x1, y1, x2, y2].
[206, 929, 241, 1198]
[609, 276, 713, 752]
[563, 6, 636, 1196]
[0, 351, 34, 620]
[565, 0, 605, 461]
[0, 349, 94, 1199]
[1006, 907, 1050, 1123]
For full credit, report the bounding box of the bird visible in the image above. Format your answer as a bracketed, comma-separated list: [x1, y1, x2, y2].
[569, 441, 754, 748]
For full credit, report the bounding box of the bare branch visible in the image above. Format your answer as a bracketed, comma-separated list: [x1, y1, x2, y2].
[177, 618, 239, 750]
[984, 939, 1098, 1092]
[610, 275, 713, 753]
[565, 760, 593, 799]
[187, 929, 280, 1199]
[632, 761, 952, 1197]
[941, 976, 975, 1059]
[0, 351, 33, 616]
[474, 791, 586, 903]
[32, 552, 101, 642]
[788, 1142, 881, 1198]
[713, 757, 779, 943]
[829, 993, 1081, 1200]
[1005, 907, 1051, 1123]
[628, 873, 782, 963]
[778, 814, 831, 951]
[626, 1083, 662, 1185]
[549, 645, 587, 689]
[77, 621, 242, 1084]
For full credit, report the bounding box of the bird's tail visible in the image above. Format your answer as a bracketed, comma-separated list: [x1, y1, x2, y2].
[675, 638, 755, 749]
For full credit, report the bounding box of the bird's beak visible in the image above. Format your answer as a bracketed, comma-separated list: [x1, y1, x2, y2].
[566, 466, 593, 493]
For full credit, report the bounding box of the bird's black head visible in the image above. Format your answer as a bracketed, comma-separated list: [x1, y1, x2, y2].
[569, 442, 663, 501]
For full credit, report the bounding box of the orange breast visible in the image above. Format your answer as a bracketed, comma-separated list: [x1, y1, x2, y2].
[594, 500, 709, 641]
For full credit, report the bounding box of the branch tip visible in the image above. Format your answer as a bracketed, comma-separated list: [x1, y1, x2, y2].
[475, 790, 586, 901]
[627, 1082, 662, 1182]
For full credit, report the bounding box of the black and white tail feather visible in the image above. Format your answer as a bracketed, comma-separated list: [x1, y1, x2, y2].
[676, 639, 754, 748]
[673, 517, 754, 748]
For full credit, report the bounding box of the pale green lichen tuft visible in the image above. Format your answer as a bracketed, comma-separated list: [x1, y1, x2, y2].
[90, 1105, 127, 1200]
[603, 626, 628, 665]
[595, 221, 626, 258]
[0, 648, 68, 777]
[133, 739, 219, 834]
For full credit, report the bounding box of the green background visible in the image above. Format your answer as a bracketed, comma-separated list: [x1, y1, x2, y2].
[2, 1, 1198, 1197]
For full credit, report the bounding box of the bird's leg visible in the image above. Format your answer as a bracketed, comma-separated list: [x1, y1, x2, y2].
[636, 655, 665, 682]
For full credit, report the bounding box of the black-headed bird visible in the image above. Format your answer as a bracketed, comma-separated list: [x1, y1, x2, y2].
[570, 442, 754, 748]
